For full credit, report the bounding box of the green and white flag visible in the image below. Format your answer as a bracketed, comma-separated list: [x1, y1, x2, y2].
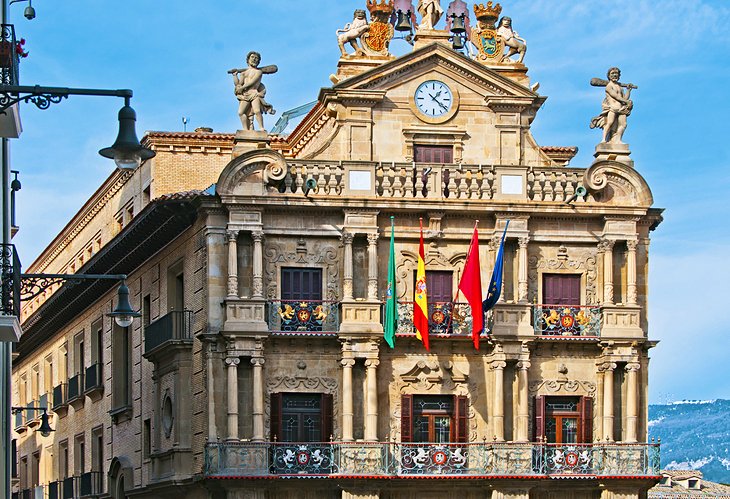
[384, 216, 397, 348]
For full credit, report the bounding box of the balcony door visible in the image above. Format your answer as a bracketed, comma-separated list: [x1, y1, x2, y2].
[535, 395, 592, 444]
[425, 271, 453, 304]
[281, 268, 322, 301]
[270, 392, 332, 442]
[401, 394, 468, 443]
[543, 274, 580, 305]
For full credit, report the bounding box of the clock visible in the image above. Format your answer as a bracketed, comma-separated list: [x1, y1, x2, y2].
[410, 79, 459, 124]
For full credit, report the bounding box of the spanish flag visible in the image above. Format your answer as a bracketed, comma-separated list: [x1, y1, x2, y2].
[414, 218, 430, 351]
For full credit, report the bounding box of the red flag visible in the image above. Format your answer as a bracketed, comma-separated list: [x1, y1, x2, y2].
[458, 222, 483, 350]
[414, 219, 429, 351]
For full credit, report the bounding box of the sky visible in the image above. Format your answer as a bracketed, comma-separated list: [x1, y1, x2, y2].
[6, 0, 730, 404]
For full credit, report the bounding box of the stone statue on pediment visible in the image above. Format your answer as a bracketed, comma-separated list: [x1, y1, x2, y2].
[496, 16, 526, 64]
[229, 51, 277, 131]
[590, 67, 637, 145]
[417, 0, 444, 30]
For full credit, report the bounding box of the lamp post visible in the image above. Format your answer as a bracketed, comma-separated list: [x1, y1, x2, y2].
[0, 6, 154, 497]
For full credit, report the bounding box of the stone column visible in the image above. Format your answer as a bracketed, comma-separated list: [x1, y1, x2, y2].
[226, 230, 239, 298]
[624, 362, 640, 443]
[626, 239, 638, 305]
[364, 359, 379, 441]
[602, 239, 615, 306]
[342, 232, 354, 300]
[341, 358, 356, 442]
[225, 356, 241, 441]
[602, 362, 616, 442]
[491, 360, 507, 441]
[515, 360, 530, 441]
[367, 234, 379, 301]
[205, 340, 219, 440]
[252, 230, 265, 299]
[517, 237, 529, 303]
[251, 357, 265, 442]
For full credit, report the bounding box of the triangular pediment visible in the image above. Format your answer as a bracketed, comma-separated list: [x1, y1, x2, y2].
[326, 42, 539, 102]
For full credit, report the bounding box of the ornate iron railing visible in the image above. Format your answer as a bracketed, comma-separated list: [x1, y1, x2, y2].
[533, 304, 601, 337]
[1, 242, 21, 316]
[0, 24, 20, 86]
[396, 301, 474, 337]
[267, 300, 339, 335]
[278, 161, 593, 203]
[144, 309, 192, 353]
[205, 441, 660, 478]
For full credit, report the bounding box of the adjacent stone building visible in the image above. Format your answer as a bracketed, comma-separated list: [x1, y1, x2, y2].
[11, 2, 663, 498]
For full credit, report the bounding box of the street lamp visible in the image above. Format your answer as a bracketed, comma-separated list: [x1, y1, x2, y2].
[19, 273, 142, 328]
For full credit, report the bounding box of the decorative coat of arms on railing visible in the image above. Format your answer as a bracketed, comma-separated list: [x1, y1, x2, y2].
[269, 300, 339, 334]
[534, 304, 601, 337]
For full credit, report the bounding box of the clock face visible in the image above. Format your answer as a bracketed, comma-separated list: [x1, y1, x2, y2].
[414, 80, 453, 118]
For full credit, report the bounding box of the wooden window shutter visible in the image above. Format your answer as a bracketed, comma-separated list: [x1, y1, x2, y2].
[321, 393, 334, 441]
[455, 395, 468, 443]
[534, 395, 546, 442]
[401, 394, 413, 443]
[579, 396, 593, 444]
[270, 392, 282, 441]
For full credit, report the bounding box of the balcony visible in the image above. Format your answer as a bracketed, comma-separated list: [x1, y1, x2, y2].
[395, 301, 473, 339]
[84, 363, 104, 401]
[67, 373, 85, 410]
[13, 409, 25, 433]
[62, 476, 77, 499]
[52, 382, 68, 417]
[205, 441, 660, 479]
[47, 481, 60, 499]
[15, 486, 44, 499]
[0, 25, 22, 139]
[267, 300, 339, 336]
[144, 310, 192, 354]
[79, 471, 103, 497]
[533, 304, 601, 338]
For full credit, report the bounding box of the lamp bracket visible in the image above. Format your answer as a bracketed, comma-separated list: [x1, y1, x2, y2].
[19, 273, 127, 301]
[0, 85, 133, 113]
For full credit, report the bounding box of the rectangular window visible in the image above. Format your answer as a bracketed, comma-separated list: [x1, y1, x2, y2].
[414, 144, 453, 164]
[91, 427, 103, 472]
[143, 419, 151, 459]
[90, 319, 103, 365]
[400, 394, 468, 443]
[58, 440, 69, 479]
[73, 332, 85, 376]
[167, 261, 185, 312]
[542, 274, 581, 305]
[111, 323, 131, 411]
[74, 433, 85, 475]
[44, 355, 54, 395]
[280, 267, 322, 301]
[270, 393, 332, 442]
[31, 451, 40, 486]
[143, 295, 151, 328]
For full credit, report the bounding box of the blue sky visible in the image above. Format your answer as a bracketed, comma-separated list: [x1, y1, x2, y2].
[7, 1, 730, 403]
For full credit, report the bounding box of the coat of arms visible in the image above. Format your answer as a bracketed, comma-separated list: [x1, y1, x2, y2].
[362, 0, 395, 56]
[471, 2, 504, 61]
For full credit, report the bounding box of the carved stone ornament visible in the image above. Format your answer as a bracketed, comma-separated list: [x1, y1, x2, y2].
[528, 246, 598, 305]
[264, 239, 341, 301]
[529, 379, 597, 398]
[396, 247, 464, 300]
[583, 160, 654, 207]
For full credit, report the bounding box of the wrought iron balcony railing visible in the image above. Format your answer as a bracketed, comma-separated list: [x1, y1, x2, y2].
[52, 382, 67, 410]
[395, 301, 474, 338]
[84, 363, 103, 392]
[280, 161, 594, 203]
[144, 309, 192, 353]
[1, 242, 21, 317]
[79, 471, 103, 496]
[67, 373, 84, 401]
[267, 300, 339, 335]
[0, 24, 20, 86]
[533, 304, 601, 337]
[205, 441, 660, 478]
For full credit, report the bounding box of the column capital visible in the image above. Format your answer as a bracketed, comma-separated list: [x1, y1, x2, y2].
[226, 229, 239, 242]
[490, 360, 507, 370]
[517, 360, 531, 370]
[364, 359, 380, 368]
[340, 358, 356, 368]
[225, 357, 241, 367]
[251, 230, 265, 242]
[518, 236, 530, 248]
[341, 231, 354, 244]
[251, 357, 265, 367]
[626, 239, 639, 251]
[366, 233, 379, 245]
[600, 361, 617, 372]
[599, 238, 615, 251]
[625, 361, 641, 372]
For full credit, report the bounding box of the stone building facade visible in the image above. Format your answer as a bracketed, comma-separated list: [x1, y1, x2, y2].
[11, 5, 663, 499]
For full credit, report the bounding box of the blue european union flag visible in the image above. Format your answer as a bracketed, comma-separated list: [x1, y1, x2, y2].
[483, 220, 509, 311]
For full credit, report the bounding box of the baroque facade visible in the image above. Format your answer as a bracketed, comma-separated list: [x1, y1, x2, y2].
[11, 2, 663, 498]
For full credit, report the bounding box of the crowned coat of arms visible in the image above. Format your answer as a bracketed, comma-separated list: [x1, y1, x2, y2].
[471, 2, 504, 62]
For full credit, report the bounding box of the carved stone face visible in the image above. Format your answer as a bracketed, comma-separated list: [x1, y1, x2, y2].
[248, 52, 261, 67]
[354, 10, 366, 19]
[608, 69, 620, 81]
[501, 17, 512, 27]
